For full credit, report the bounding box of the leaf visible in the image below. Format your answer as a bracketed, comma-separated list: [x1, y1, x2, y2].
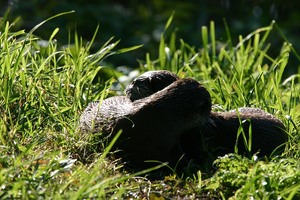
[116, 44, 143, 54]
[164, 12, 174, 31]
[149, 192, 166, 200]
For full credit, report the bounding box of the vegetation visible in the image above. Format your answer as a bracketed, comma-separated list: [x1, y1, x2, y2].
[0, 13, 300, 199]
[3, 1, 300, 71]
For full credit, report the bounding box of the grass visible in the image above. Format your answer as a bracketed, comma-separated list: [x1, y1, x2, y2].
[0, 13, 300, 199]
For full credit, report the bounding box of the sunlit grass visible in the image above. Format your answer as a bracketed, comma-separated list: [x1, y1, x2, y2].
[0, 13, 299, 199]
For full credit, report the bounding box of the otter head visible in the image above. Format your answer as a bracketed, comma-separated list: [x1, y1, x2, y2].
[125, 70, 179, 101]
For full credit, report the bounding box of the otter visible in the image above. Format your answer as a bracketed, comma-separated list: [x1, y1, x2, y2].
[79, 74, 211, 169]
[79, 70, 287, 170]
[180, 108, 287, 166]
[123, 70, 287, 164]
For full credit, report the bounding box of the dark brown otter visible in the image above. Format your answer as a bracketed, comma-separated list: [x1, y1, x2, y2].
[180, 108, 287, 167]
[79, 76, 211, 169]
[79, 70, 287, 171]
[123, 70, 288, 166]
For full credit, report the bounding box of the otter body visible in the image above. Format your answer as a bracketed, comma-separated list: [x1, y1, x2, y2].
[181, 108, 286, 165]
[209, 108, 286, 156]
[80, 76, 211, 168]
[79, 70, 287, 170]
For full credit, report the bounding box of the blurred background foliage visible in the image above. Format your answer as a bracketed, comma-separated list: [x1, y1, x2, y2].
[1, 0, 300, 74]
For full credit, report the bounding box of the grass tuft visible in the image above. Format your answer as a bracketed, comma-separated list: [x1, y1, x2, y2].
[0, 13, 299, 199]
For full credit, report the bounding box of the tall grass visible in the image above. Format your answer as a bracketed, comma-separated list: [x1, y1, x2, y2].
[0, 13, 299, 199]
[138, 19, 300, 198]
[0, 17, 143, 198]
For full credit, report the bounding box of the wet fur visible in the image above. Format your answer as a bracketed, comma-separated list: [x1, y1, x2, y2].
[181, 108, 287, 166]
[80, 77, 211, 169]
[80, 70, 288, 170]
